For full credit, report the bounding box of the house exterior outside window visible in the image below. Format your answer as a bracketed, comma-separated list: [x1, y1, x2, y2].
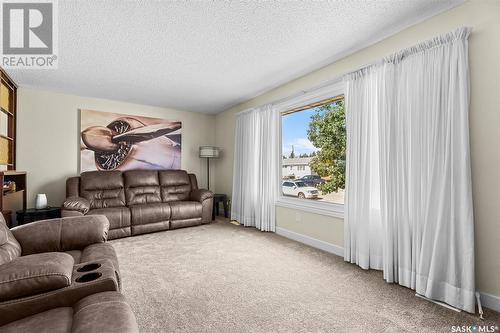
[282, 157, 312, 179]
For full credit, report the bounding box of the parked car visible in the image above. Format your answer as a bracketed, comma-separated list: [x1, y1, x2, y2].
[282, 181, 319, 199]
[299, 175, 325, 187]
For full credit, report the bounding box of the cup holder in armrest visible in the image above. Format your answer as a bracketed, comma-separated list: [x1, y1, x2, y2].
[77, 263, 101, 272]
[76, 272, 102, 283]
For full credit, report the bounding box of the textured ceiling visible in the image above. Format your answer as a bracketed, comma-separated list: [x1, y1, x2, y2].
[8, 0, 464, 114]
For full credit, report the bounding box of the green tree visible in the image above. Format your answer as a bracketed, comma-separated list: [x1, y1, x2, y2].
[307, 100, 346, 193]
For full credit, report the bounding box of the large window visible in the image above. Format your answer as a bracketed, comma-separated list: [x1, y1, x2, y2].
[281, 96, 345, 205]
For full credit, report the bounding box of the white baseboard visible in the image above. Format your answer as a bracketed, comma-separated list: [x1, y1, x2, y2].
[275, 227, 500, 314]
[479, 291, 500, 313]
[275, 227, 344, 257]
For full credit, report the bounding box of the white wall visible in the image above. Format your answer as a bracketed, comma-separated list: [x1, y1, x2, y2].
[215, 0, 500, 300]
[276, 206, 344, 247]
[17, 87, 216, 206]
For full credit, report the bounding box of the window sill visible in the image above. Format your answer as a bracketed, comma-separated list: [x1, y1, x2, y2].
[275, 197, 344, 219]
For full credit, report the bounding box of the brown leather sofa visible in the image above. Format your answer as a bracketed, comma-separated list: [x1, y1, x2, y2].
[0, 291, 138, 333]
[0, 214, 137, 331]
[62, 170, 214, 240]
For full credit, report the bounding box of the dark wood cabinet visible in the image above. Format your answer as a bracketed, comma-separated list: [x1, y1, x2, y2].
[0, 67, 17, 170]
[0, 67, 21, 227]
[16, 207, 61, 226]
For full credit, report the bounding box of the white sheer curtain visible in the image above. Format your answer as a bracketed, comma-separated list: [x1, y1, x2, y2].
[231, 104, 280, 232]
[344, 27, 475, 312]
[344, 66, 384, 271]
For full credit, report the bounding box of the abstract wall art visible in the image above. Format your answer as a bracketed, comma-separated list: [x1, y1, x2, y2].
[80, 109, 181, 172]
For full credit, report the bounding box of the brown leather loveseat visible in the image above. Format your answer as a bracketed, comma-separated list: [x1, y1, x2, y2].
[0, 214, 138, 331]
[62, 170, 213, 240]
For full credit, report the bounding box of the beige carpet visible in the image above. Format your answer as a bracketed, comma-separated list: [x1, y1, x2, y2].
[111, 220, 500, 332]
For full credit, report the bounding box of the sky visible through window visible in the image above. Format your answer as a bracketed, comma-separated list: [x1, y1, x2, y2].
[282, 108, 319, 157]
[281, 100, 345, 205]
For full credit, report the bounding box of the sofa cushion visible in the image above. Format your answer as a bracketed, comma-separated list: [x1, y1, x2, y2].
[129, 203, 171, 226]
[0, 292, 139, 333]
[0, 252, 74, 302]
[0, 214, 22, 265]
[87, 207, 131, 230]
[0, 307, 73, 333]
[107, 228, 131, 240]
[81, 171, 125, 209]
[170, 218, 202, 229]
[72, 292, 139, 333]
[169, 201, 203, 220]
[64, 250, 82, 263]
[159, 170, 191, 202]
[124, 170, 161, 205]
[87, 207, 131, 240]
[66, 176, 81, 197]
[188, 173, 198, 190]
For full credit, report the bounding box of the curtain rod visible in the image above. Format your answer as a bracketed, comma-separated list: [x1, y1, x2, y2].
[235, 59, 377, 116]
[236, 26, 470, 116]
[270, 52, 386, 106]
[235, 75, 344, 116]
[234, 50, 390, 116]
[282, 95, 344, 116]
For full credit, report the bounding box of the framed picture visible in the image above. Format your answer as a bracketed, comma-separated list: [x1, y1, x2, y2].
[80, 109, 181, 172]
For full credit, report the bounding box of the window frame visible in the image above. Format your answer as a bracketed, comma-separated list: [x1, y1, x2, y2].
[275, 80, 345, 219]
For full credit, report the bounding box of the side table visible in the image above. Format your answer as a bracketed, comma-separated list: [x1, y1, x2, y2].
[16, 207, 61, 226]
[212, 194, 229, 220]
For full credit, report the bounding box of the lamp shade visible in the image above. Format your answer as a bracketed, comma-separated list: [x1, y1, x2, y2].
[199, 146, 220, 158]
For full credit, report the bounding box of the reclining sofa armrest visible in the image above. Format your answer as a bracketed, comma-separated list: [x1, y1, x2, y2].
[0, 252, 74, 302]
[190, 189, 213, 203]
[190, 189, 213, 224]
[73, 292, 139, 333]
[63, 196, 90, 214]
[11, 215, 110, 255]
